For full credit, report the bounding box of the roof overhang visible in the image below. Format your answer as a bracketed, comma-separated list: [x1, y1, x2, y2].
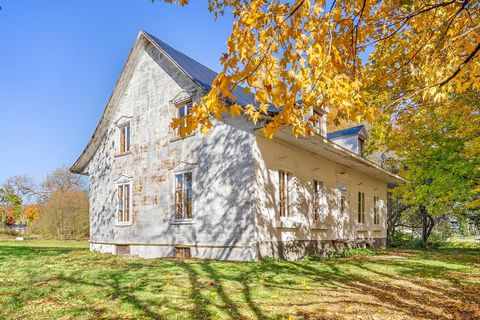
[264, 128, 405, 185]
[70, 32, 149, 174]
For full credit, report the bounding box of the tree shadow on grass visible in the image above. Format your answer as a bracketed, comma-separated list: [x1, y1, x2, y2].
[2, 247, 480, 320]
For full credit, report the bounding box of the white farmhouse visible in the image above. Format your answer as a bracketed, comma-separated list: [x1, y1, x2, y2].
[71, 31, 404, 261]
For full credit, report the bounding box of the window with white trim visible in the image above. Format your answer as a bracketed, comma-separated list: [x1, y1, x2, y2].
[313, 180, 324, 220]
[175, 172, 193, 219]
[279, 170, 293, 217]
[374, 196, 380, 225]
[117, 183, 131, 223]
[178, 101, 193, 118]
[119, 123, 131, 153]
[176, 101, 193, 136]
[358, 192, 365, 223]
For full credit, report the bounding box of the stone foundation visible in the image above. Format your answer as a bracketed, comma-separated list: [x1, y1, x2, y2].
[257, 238, 387, 261]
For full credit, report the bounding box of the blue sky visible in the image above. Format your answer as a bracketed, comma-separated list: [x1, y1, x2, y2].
[0, 0, 233, 183]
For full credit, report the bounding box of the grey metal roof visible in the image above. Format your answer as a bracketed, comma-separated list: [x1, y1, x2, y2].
[327, 125, 365, 140]
[145, 32, 256, 106]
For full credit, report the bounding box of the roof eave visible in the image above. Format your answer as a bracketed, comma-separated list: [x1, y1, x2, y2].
[262, 126, 406, 185]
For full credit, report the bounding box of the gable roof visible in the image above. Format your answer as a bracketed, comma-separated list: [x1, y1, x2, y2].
[327, 125, 367, 140]
[71, 31, 401, 184]
[71, 30, 261, 175]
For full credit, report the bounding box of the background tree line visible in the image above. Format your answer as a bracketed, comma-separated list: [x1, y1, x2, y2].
[0, 166, 89, 239]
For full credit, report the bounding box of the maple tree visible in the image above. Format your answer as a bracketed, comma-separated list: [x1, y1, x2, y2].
[23, 204, 40, 222]
[380, 90, 480, 244]
[161, 0, 479, 139]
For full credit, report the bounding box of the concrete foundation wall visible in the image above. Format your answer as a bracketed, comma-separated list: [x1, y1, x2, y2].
[90, 242, 256, 261]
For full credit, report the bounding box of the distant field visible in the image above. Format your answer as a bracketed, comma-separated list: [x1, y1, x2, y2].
[0, 240, 479, 320]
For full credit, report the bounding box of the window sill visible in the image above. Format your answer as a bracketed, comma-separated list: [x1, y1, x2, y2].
[276, 218, 301, 229]
[115, 222, 133, 227]
[170, 219, 195, 225]
[170, 133, 195, 143]
[114, 151, 132, 158]
[311, 221, 328, 230]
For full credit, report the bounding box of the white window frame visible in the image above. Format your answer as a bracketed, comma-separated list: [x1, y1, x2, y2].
[358, 137, 365, 157]
[178, 100, 193, 118]
[313, 110, 323, 136]
[313, 179, 326, 220]
[175, 100, 193, 135]
[119, 122, 131, 154]
[116, 181, 132, 226]
[358, 191, 366, 224]
[174, 170, 194, 221]
[278, 169, 293, 218]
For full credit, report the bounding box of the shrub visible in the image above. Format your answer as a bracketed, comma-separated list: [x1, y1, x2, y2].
[391, 230, 424, 249]
[306, 247, 377, 261]
[31, 190, 89, 239]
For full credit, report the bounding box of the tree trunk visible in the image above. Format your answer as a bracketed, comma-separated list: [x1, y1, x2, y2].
[387, 195, 408, 246]
[420, 205, 435, 246]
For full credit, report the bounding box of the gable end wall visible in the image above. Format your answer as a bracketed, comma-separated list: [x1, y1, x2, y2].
[87, 40, 257, 261]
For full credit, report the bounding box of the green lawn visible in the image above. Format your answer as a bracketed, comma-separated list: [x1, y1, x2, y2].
[0, 241, 479, 320]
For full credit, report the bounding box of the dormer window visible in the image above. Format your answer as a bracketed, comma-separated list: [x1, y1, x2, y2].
[175, 100, 193, 137]
[358, 137, 365, 157]
[313, 110, 323, 136]
[311, 108, 327, 137]
[119, 123, 131, 153]
[178, 101, 193, 118]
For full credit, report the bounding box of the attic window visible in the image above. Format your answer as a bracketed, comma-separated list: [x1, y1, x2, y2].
[119, 123, 131, 153]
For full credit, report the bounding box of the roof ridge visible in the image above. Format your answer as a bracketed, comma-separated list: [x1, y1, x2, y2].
[327, 124, 367, 140]
[142, 31, 256, 106]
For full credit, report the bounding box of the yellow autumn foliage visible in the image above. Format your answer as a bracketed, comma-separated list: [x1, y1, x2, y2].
[162, 0, 479, 139]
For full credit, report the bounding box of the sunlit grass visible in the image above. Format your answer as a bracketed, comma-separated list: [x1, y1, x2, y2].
[0, 240, 479, 319]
